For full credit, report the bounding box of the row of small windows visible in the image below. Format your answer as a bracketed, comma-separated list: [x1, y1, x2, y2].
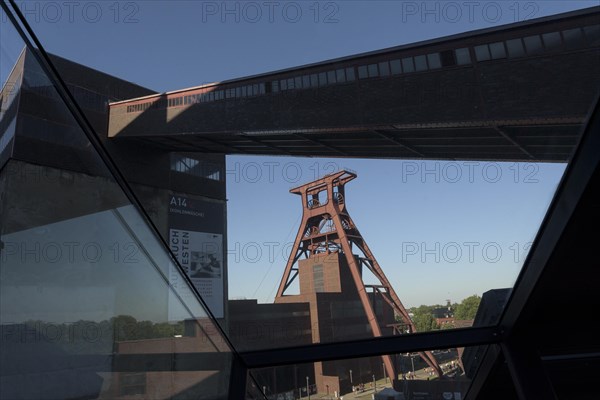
[272, 67, 356, 92]
[124, 24, 599, 113]
[124, 48, 471, 113]
[126, 83, 266, 112]
[474, 24, 600, 62]
[273, 49, 471, 91]
[357, 48, 471, 79]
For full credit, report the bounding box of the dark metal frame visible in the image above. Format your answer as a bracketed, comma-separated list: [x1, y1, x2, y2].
[3, 0, 599, 398]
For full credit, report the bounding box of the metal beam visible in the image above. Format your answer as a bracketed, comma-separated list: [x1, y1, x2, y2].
[239, 326, 502, 368]
[292, 133, 350, 156]
[493, 126, 535, 159]
[501, 340, 557, 400]
[373, 130, 426, 157]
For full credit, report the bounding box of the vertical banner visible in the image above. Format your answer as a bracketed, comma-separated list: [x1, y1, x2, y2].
[168, 194, 225, 319]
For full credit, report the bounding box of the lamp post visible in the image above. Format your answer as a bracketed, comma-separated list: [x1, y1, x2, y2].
[411, 354, 415, 379]
[306, 376, 310, 400]
[350, 369, 353, 386]
[382, 362, 386, 383]
[373, 374, 376, 393]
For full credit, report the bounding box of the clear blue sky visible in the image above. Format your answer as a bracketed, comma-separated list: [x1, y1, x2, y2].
[1, 1, 595, 308]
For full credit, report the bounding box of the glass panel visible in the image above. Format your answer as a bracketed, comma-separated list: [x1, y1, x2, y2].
[379, 61, 391, 76]
[542, 32, 562, 50]
[327, 70, 336, 84]
[427, 53, 442, 69]
[414, 55, 428, 71]
[367, 63, 379, 78]
[302, 75, 310, 88]
[455, 47, 471, 65]
[506, 38, 526, 57]
[294, 76, 302, 89]
[0, 19, 233, 400]
[336, 68, 346, 83]
[249, 346, 483, 400]
[358, 65, 368, 79]
[440, 50, 456, 67]
[310, 73, 319, 87]
[271, 80, 278, 93]
[390, 59, 402, 74]
[489, 42, 507, 59]
[583, 24, 600, 46]
[401, 57, 415, 73]
[524, 35, 544, 55]
[562, 28, 585, 49]
[318, 72, 328, 86]
[474, 44, 491, 61]
[345, 67, 356, 81]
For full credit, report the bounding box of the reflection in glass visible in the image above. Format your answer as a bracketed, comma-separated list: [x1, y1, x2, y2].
[0, 17, 233, 397]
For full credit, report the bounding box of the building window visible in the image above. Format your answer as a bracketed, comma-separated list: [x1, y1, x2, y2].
[345, 67, 356, 81]
[427, 53, 442, 69]
[489, 42, 507, 59]
[583, 24, 600, 46]
[171, 155, 223, 181]
[367, 63, 379, 78]
[302, 75, 311, 87]
[287, 78, 295, 90]
[455, 47, 471, 65]
[414, 55, 428, 71]
[358, 65, 368, 79]
[378, 61, 390, 76]
[294, 76, 302, 89]
[474, 45, 491, 61]
[401, 57, 415, 73]
[310, 74, 319, 87]
[523, 35, 543, 55]
[562, 28, 585, 49]
[327, 70, 337, 84]
[390, 59, 402, 74]
[313, 264, 324, 293]
[542, 32, 562, 50]
[318, 72, 328, 86]
[506, 38, 526, 58]
[336, 69, 346, 83]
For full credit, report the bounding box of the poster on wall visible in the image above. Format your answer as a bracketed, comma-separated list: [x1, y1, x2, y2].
[167, 194, 225, 319]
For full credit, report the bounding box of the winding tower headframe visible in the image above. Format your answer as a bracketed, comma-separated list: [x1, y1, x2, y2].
[275, 170, 443, 380]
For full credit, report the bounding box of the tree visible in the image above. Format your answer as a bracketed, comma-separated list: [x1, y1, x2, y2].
[454, 295, 481, 320]
[413, 312, 438, 332]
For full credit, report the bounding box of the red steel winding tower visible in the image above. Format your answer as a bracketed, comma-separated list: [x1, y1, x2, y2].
[275, 170, 442, 388]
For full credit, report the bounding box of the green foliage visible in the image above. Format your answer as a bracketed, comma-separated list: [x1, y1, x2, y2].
[412, 312, 439, 332]
[454, 295, 481, 320]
